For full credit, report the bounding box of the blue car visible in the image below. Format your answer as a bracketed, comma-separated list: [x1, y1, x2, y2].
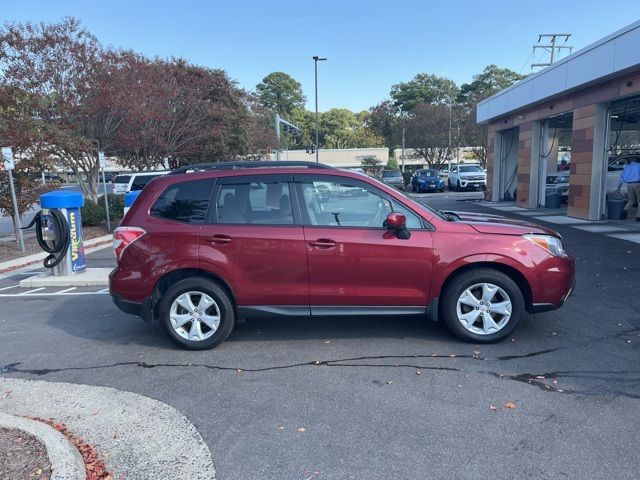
[411, 169, 445, 193]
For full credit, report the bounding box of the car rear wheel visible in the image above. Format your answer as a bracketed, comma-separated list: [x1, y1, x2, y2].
[456, 180, 461, 192]
[159, 277, 235, 350]
[441, 268, 524, 343]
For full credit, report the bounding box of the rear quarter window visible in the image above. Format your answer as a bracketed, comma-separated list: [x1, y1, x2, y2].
[150, 179, 214, 224]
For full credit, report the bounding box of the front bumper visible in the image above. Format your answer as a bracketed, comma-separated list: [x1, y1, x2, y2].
[530, 255, 576, 313]
[460, 180, 486, 189]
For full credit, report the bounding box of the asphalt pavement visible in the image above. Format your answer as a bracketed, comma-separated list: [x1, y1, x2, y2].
[0, 195, 638, 480]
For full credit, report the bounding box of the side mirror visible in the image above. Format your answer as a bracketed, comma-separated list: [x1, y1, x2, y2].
[384, 212, 411, 239]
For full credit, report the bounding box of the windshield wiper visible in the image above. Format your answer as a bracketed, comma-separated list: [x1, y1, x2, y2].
[438, 210, 460, 222]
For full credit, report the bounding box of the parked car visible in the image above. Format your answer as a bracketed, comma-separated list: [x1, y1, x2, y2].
[110, 161, 575, 350]
[380, 169, 405, 190]
[40, 173, 64, 183]
[447, 165, 487, 191]
[545, 172, 570, 202]
[411, 169, 445, 193]
[112, 171, 170, 194]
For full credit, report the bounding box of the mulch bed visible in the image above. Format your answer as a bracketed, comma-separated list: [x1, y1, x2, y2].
[0, 225, 114, 264]
[0, 427, 52, 480]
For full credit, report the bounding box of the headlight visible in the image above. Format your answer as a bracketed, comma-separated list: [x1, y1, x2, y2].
[524, 234, 565, 256]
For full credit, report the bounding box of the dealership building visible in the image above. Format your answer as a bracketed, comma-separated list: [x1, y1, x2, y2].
[478, 20, 640, 220]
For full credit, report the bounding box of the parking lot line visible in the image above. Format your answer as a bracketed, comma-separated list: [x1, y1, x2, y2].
[55, 287, 77, 294]
[0, 284, 19, 291]
[17, 287, 45, 295]
[0, 290, 109, 297]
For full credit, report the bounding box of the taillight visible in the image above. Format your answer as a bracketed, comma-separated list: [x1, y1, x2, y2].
[113, 226, 146, 259]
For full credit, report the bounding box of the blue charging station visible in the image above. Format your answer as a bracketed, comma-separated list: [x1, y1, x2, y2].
[124, 190, 142, 216]
[38, 190, 86, 275]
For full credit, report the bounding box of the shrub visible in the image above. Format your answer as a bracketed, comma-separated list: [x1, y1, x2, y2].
[81, 199, 106, 226]
[106, 193, 125, 220]
[387, 157, 399, 170]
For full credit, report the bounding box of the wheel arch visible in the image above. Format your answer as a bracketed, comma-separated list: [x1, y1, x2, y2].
[151, 268, 237, 321]
[437, 261, 533, 318]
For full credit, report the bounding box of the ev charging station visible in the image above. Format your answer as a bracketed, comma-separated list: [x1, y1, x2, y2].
[25, 190, 86, 276]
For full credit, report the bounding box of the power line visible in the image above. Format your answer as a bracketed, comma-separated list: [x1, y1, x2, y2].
[531, 34, 573, 71]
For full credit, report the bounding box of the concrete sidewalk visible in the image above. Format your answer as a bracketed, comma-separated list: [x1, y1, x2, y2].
[0, 378, 216, 480]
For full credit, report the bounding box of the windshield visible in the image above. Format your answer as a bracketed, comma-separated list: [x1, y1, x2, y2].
[419, 170, 438, 176]
[368, 175, 443, 220]
[547, 175, 569, 184]
[114, 175, 131, 183]
[459, 165, 483, 173]
[382, 170, 402, 178]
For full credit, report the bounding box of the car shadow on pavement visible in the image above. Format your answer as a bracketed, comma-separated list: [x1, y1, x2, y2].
[229, 315, 453, 343]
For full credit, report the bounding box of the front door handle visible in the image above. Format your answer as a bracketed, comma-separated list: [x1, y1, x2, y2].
[205, 234, 231, 245]
[309, 239, 336, 249]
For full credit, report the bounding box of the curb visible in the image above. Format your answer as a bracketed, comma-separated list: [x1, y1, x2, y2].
[0, 411, 86, 480]
[0, 378, 217, 480]
[0, 234, 113, 274]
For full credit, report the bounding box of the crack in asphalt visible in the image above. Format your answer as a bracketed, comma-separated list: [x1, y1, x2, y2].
[490, 371, 640, 400]
[3, 350, 640, 400]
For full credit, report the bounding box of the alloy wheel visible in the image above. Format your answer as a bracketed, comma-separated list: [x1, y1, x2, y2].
[169, 291, 221, 341]
[455, 282, 512, 335]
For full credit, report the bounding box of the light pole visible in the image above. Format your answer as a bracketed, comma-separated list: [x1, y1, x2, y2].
[313, 56, 327, 163]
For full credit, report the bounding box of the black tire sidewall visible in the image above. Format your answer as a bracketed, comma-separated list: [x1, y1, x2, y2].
[159, 277, 235, 350]
[442, 269, 524, 343]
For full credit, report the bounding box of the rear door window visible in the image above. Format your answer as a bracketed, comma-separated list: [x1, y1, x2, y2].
[150, 179, 214, 224]
[214, 180, 294, 225]
[131, 174, 163, 191]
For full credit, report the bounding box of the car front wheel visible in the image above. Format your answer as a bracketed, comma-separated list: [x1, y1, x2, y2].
[159, 277, 236, 350]
[441, 268, 524, 343]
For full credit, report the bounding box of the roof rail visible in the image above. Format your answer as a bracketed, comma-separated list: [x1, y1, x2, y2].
[168, 161, 334, 175]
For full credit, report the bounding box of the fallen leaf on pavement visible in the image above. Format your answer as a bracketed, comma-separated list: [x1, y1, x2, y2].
[416, 370, 421, 375]
[489, 405, 497, 411]
[277, 426, 284, 431]
[504, 402, 516, 409]
[297, 427, 306, 432]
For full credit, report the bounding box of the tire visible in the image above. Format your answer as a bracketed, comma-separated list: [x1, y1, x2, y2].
[412, 185, 417, 192]
[441, 268, 524, 343]
[456, 180, 462, 192]
[439, 188, 445, 193]
[159, 277, 236, 350]
[448, 180, 452, 190]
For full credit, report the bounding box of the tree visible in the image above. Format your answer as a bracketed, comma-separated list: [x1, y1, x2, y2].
[404, 103, 464, 169]
[0, 17, 105, 201]
[391, 73, 459, 112]
[458, 65, 525, 167]
[256, 72, 306, 117]
[360, 155, 382, 175]
[457, 65, 525, 105]
[368, 101, 399, 150]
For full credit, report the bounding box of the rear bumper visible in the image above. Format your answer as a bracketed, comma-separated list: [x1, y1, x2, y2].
[111, 292, 142, 316]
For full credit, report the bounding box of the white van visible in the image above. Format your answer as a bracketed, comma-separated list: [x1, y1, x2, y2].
[112, 171, 169, 194]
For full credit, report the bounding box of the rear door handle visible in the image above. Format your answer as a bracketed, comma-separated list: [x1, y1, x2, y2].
[205, 234, 232, 245]
[309, 239, 336, 249]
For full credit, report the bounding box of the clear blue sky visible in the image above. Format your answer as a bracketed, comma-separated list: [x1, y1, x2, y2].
[4, 1, 640, 112]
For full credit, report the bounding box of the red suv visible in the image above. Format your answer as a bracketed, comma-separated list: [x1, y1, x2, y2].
[109, 161, 575, 350]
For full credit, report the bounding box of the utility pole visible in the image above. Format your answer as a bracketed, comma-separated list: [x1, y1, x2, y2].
[313, 56, 327, 163]
[401, 110, 406, 173]
[531, 34, 572, 70]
